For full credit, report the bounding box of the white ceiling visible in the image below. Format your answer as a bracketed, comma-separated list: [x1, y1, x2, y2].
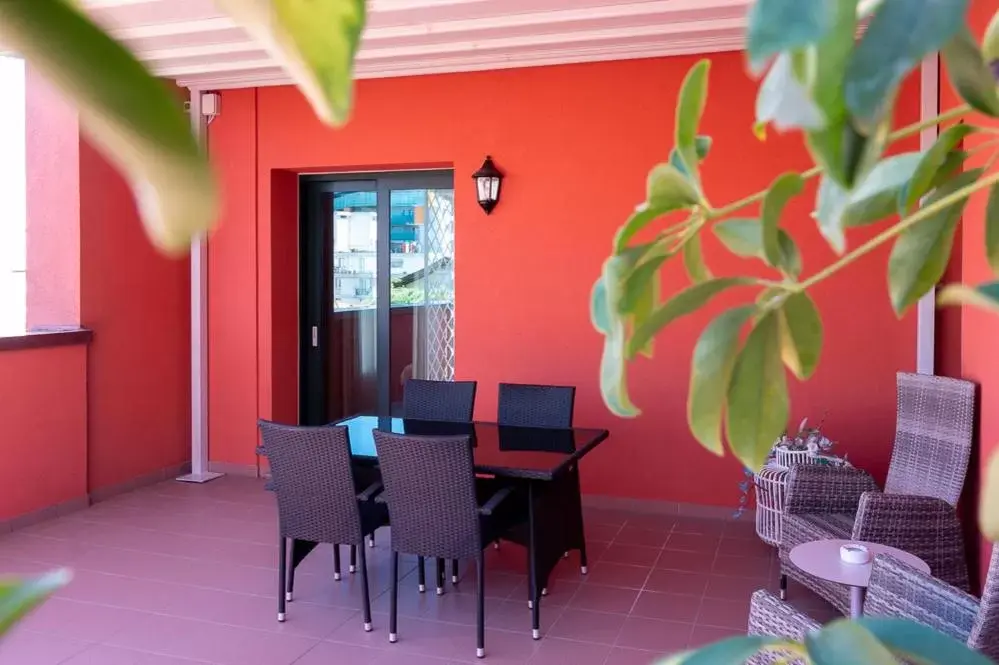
[79, 0, 753, 89]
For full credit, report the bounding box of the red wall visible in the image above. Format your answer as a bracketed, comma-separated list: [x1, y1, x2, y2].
[208, 53, 921, 506]
[0, 345, 88, 519]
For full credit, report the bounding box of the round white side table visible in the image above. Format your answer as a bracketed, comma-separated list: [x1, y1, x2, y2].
[789, 539, 930, 617]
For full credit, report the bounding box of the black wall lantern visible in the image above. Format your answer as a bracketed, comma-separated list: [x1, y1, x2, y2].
[472, 156, 503, 214]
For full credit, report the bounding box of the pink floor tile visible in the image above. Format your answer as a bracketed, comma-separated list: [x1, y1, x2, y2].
[568, 584, 639, 614]
[672, 517, 726, 536]
[61, 644, 214, 665]
[696, 597, 752, 630]
[15, 597, 138, 642]
[547, 609, 626, 645]
[582, 562, 651, 589]
[584, 523, 622, 543]
[665, 532, 720, 553]
[710, 555, 772, 580]
[688, 624, 742, 648]
[655, 550, 714, 574]
[529, 637, 612, 664]
[704, 575, 769, 601]
[0, 629, 91, 665]
[604, 646, 663, 665]
[630, 591, 701, 623]
[621, 514, 676, 532]
[484, 599, 564, 635]
[599, 544, 661, 567]
[613, 527, 669, 549]
[615, 616, 692, 653]
[717, 536, 776, 559]
[293, 641, 396, 665]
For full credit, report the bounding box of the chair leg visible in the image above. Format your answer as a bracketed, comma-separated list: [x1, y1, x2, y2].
[780, 573, 788, 600]
[436, 558, 445, 595]
[358, 541, 373, 632]
[417, 556, 426, 593]
[350, 545, 357, 574]
[389, 552, 399, 644]
[476, 554, 485, 659]
[452, 559, 459, 584]
[286, 545, 296, 602]
[369, 532, 376, 548]
[277, 536, 287, 622]
[333, 545, 342, 582]
[579, 541, 588, 575]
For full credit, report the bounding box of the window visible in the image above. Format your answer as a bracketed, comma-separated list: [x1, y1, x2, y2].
[0, 56, 25, 335]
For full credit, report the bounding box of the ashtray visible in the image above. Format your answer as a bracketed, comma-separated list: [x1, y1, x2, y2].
[840, 543, 871, 565]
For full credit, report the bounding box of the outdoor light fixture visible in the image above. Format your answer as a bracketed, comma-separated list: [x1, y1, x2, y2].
[472, 156, 503, 214]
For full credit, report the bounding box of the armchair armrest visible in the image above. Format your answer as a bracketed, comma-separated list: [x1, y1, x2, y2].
[356, 481, 384, 502]
[748, 589, 821, 642]
[785, 465, 878, 515]
[864, 554, 978, 642]
[478, 486, 514, 516]
[255, 445, 266, 456]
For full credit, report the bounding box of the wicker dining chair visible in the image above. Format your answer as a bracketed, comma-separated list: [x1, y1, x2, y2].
[778, 372, 975, 614]
[493, 383, 587, 595]
[748, 548, 999, 664]
[401, 378, 478, 592]
[373, 430, 524, 659]
[258, 420, 388, 632]
[403, 379, 477, 422]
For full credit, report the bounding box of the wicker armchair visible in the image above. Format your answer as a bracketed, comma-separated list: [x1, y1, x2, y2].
[779, 372, 975, 613]
[748, 548, 999, 663]
[258, 420, 388, 632]
[400, 378, 478, 591]
[373, 430, 524, 659]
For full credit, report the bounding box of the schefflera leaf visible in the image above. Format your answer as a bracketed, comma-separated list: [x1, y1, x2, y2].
[218, 0, 366, 127]
[0, 1, 219, 255]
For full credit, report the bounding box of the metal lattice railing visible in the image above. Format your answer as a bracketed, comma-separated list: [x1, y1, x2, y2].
[424, 189, 456, 381]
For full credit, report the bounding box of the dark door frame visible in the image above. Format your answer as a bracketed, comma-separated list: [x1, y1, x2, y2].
[299, 170, 455, 425]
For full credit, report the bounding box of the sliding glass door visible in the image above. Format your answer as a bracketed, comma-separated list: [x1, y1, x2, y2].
[300, 171, 455, 424]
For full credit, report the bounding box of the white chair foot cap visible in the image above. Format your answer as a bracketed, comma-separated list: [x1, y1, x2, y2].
[532, 629, 540, 640]
[493, 542, 500, 550]
[581, 566, 588, 575]
[277, 613, 286, 623]
[285, 592, 293, 602]
[389, 633, 398, 644]
[368, 539, 375, 548]
[418, 584, 426, 593]
[476, 648, 485, 659]
[349, 565, 356, 573]
[334, 573, 341, 581]
[452, 575, 459, 584]
[436, 587, 444, 596]
[563, 551, 569, 559]
[364, 622, 372, 632]
[780, 590, 787, 600]
[541, 588, 548, 596]
[527, 601, 533, 609]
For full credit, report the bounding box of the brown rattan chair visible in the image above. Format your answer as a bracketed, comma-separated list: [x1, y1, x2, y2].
[778, 372, 976, 614]
[258, 420, 388, 632]
[373, 429, 523, 659]
[748, 548, 999, 664]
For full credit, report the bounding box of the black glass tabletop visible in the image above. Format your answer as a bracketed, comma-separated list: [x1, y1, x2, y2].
[335, 415, 610, 480]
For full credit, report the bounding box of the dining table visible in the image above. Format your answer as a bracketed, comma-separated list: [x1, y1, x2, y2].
[335, 414, 611, 638]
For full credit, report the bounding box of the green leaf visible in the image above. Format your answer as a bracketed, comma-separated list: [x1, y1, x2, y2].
[778, 230, 803, 279]
[669, 635, 782, 665]
[805, 620, 897, 665]
[986, 183, 999, 275]
[629, 278, 755, 359]
[900, 125, 974, 214]
[714, 218, 764, 257]
[614, 166, 701, 252]
[757, 53, 826, 133]
[938, 281, 999, 314]
[725, 311, 789, 471]
[845, 0, 969, 125]
[815, 176, 850, 253]
[683, 234, 712, 284]
[620, 254, 667, 314]
[746, 0, 831, 74]
[779, 292, 823, 380]
[675, 61, 711, 186]
[669, 136, 713, 180]
[217, 0, 365, 127]
[942, 27, 999, 118]
[590, 277, 612, 335]
[689, 306, 755, 456]
[984, 8, 999, 64]
[762, 173, 805, 266]
[0, 570, 72, 635]
[841, 152, 923, 227]
[598, 260, 639, 417]
[888, 168, 983, 315]
[630, 263, 660, 359]
[0, 1, 218, 255]
[855, 617, 996, 665]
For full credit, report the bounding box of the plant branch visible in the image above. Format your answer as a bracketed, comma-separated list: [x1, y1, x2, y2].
[797, 169, 999, 290]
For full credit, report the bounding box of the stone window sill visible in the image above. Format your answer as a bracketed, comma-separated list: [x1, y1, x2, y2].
[0, 328, 93, 352]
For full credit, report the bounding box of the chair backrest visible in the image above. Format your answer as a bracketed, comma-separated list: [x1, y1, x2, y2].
[258, 420, 364, 546]
[497, 383, 575, 429]
[884, 372, 975, 505]
[403, 379, 477, 422]
[969, 547, 999, 660]
[373, 430, 482, 560]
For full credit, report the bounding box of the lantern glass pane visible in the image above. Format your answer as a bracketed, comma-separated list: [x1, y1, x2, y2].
[476, 177, 489, 202]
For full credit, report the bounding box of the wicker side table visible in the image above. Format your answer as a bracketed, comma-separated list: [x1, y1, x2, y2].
[754, 454, 851, 547]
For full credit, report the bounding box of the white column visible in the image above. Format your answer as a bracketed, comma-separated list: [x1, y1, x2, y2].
[916, 56, 939, 375]
[177, 89, 223, 483]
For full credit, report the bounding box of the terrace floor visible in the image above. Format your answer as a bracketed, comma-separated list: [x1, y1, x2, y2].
[0, 477, 837, 665]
